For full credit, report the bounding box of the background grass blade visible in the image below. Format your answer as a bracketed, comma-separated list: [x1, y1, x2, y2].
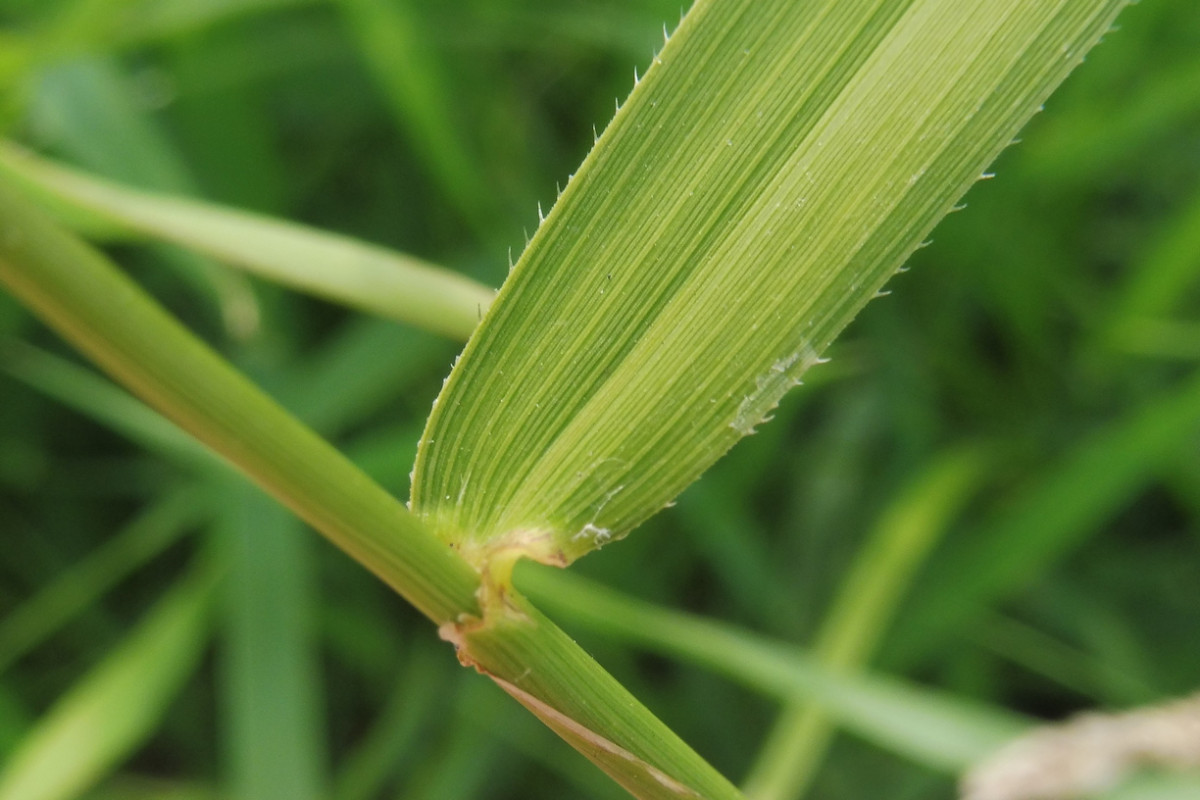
[0, 489, 205, 674]
[219, 481, 327, 800]
[523, 566, 1200, 799]
[889, 368, 1200, 669]
[742, 447, 987, 799]
[25, 58, 260, 339]
[113, 0, 319, 48]
[0, 143, 495, 340]
[519, 565, 1028, 773]
[0, 339, 221, 470]
[0, 559, 216, 800]
[412, 0, 1130, 568]
[334, 0, 496, 241]
[332, 643, 445, 800]
[1107, 186, 1200, 359]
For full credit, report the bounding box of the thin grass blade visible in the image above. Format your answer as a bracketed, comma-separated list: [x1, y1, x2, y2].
[519, 565, 1027, 773]
[334, 0, 494, 239]
[0, 143, 495, 340]
[0, 339, 219, 470]
[219, 482, 328, 800]
[891, 368, 1200, 669]
[0, 560, 216, 800]
[1108, 187, 1200, 357]
[26, 59, 260, 338]
[742, 447, 987, 799]
[0, 489, 205, 674]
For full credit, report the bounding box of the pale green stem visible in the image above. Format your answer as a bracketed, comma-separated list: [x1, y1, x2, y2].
[0, 175, 479, 623]
[0, 141, 495, 341]
[0, 177, 742, 800]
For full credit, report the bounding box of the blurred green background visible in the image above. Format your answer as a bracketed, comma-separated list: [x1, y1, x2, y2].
[1, 0, 1198, 798]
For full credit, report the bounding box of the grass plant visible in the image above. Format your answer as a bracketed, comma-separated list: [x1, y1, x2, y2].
[1, 1, 1198, 799]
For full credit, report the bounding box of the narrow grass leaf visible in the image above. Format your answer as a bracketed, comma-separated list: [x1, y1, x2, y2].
[0, 143, 495, 340]
[0, 561, 216, 800]
[519, 565, 1028, 773]
[971, 613, 1161, 707]
[115, 0, 318, 48]
[0, 339, 219, 470]
[743, 447, 987, 799]
[27, 59, 260, 338]
[333, 644, 444, 800]
[1108, 186, 1200, 355]
[219, 482, 327, 800]
[0, 489, 205, 674]
[412, 0, 1130, 568]
[891, 368, 1200, 669]
[334, 0, 494, 238]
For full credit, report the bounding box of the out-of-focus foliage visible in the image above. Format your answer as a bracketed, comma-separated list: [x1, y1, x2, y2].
[0, 1, 1197, 799]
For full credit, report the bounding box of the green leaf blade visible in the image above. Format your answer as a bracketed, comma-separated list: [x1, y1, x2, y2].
[0, 562, 215, 800]
[413, 0, 1130, 564]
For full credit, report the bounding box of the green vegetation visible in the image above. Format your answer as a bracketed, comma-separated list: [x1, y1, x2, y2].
[1, 1, 1198, 799]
